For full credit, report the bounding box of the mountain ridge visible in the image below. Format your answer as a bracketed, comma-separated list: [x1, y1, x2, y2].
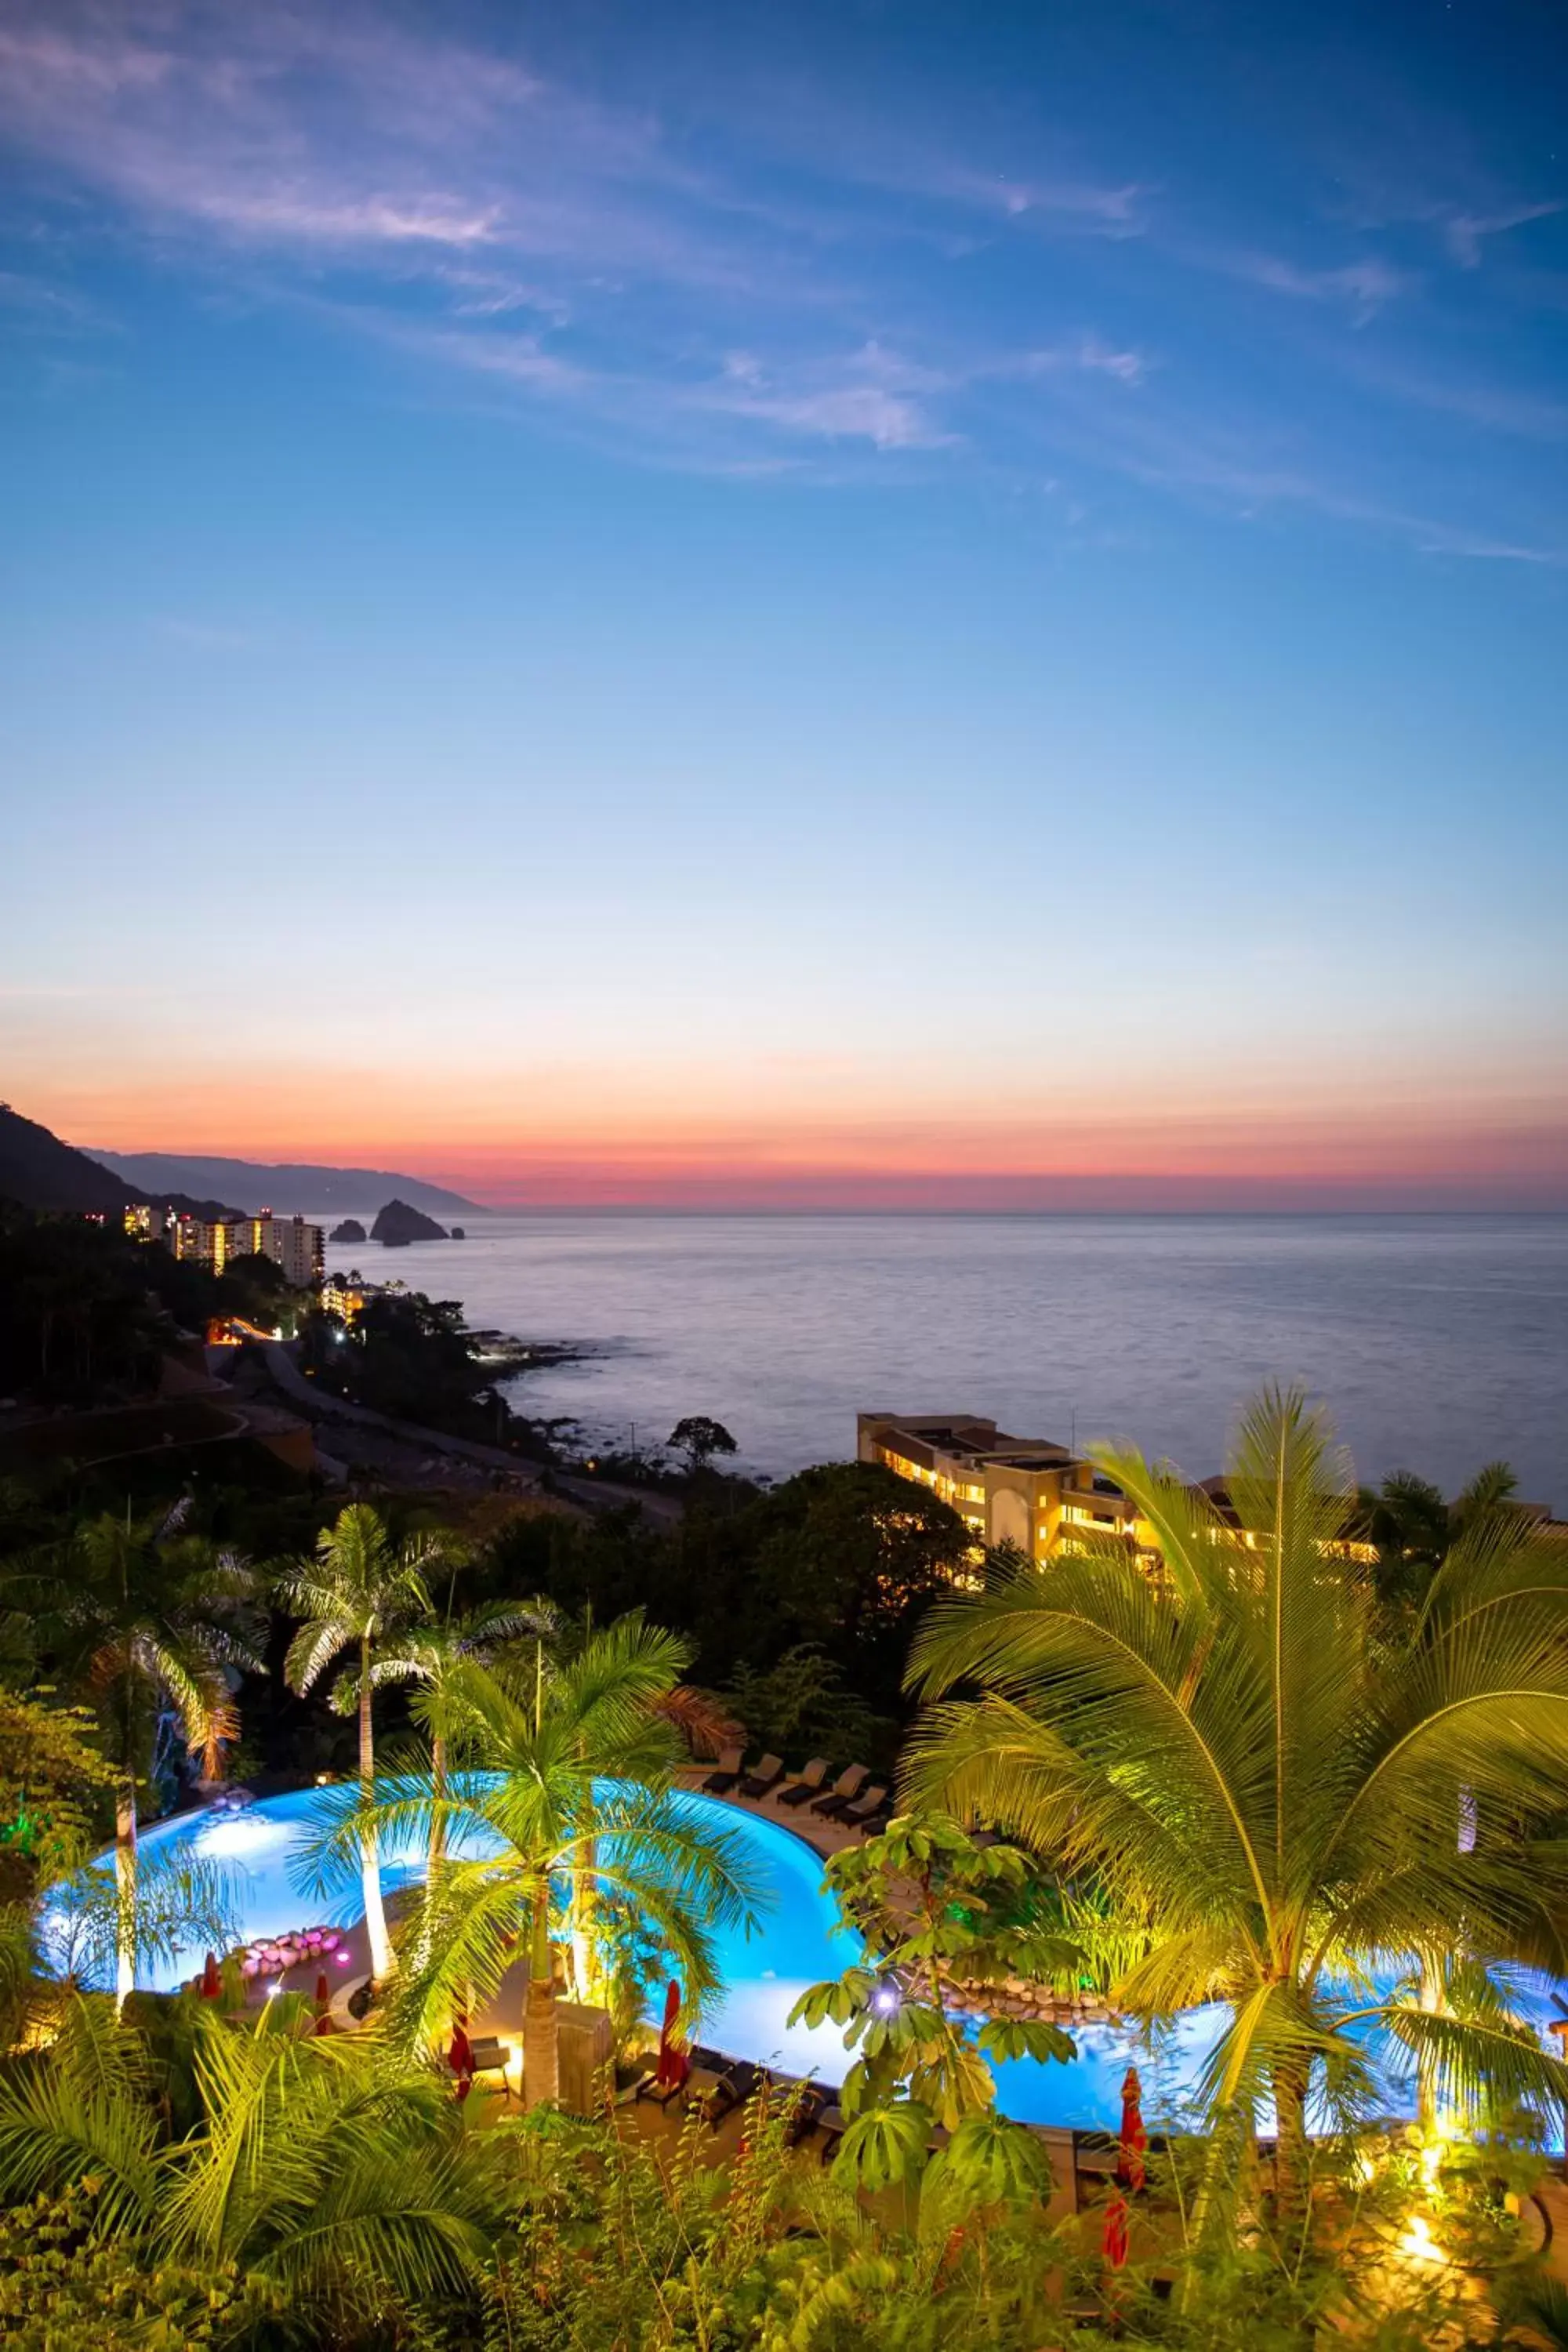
[86, 1149, 485, 1219]
[0, 1105, 232, 1218]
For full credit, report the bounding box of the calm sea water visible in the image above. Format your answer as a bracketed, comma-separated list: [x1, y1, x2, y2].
[323, 1215, 1568, 1506]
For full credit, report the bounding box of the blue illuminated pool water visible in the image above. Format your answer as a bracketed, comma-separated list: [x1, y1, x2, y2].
[67, 1789, 1562, 2138]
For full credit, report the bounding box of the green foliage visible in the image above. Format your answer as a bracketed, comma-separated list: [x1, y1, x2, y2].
[474, 1459, 972, 1726]
[281, 1501, 454, 1979]
[44, 1846, 242, 2003]
[1356, 1457, 1526, 1620]
[835, 2098, 932, 2192]
[722, 1643, 884, 1765]
[0, 1994, 165, 2233]
[792, 1813, 1076, 2187]
[0, 1984, 1555, 2351]
[15, 1508, 263, 1798]
[0, 1689, 113, 1902]
[281, 1503, 445, 1714]
[0, 2179, 255, 2350]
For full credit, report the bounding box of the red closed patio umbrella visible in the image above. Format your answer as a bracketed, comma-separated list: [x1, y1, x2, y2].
[313, 1970, 332, 2035]
[1116, 2064, 1146, 2192]
[448, 2015, 475, 2102]
[655, 1980, 688, 2089]
[1102, 2188, 1130, 2270]
[199, 1951, 222, 2000]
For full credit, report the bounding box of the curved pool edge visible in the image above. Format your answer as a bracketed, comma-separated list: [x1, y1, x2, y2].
[61, 1786, 1543, 2140]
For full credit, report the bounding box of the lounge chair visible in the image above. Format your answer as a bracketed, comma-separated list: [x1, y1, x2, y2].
[701, 1747, 745, 1795]
[466, 2037, 516, 2100]
[738, 1752, 784, 1798]
[688, 2059, 757, 2129]
[810, 1764, 870, 1819]
[635, 2059, 688, 2108]
[840, 1783, 891, 1831]
[776, 1759, 833, 1809]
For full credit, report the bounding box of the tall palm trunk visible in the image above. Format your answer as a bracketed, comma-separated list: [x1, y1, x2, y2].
[1271, 2060, 1309, 2215]
[523, 1886, 559, 2108]
[1417, 1948, 1443, 2136]
[570, 1766, 599, 2002]
[114, 1778, 137, 2013]
[429, 1725, 448, 1885]
[359, 1640, 393, 1983]
[408, 1723, 449, 1978]
[569, 1846, 597, 2002]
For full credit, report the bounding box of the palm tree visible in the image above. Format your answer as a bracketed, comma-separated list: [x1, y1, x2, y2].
[16, 1505, 260, 2009]
[303, 1616, 762, 2107]
[370, 1593, 542, 1896]
[0, 1994, 506, 2330]
[165, 2005, 500, 2321]
[1356, 1459, 1522, 1615]
[280, 1505, 445, 1985]
[906, 1386, 1568, 2194]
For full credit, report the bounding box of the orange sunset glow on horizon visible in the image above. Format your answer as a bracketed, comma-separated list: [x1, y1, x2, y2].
[15, 1038, 1566, 1210]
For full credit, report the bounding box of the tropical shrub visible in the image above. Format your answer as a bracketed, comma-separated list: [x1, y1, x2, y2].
[0, 2180, 255, 2350]
[791, 1813, 1077, 2198]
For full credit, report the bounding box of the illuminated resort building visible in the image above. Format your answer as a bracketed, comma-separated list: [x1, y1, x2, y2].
[858, 1413, 1566, 1570]
[856, 1412, 1158, 1565]
[321, 1273, 408, 1324]
[165, 1211, 325, 1287]
[243, 1214, 325, 1288]
[321, 1272, 368, 1323]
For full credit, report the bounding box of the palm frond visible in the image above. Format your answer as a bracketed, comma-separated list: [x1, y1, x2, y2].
[0, 1994, 162, 2231]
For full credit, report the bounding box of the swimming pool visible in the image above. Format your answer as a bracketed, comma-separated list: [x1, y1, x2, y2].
[58, 1788, 1559, 2138]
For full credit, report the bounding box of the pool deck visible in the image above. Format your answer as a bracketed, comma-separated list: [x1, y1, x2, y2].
[673, 1765, 869, 1859]
[216, 1778, 1568, 2308]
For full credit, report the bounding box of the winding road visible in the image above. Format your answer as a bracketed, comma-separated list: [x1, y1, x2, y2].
[259, 1342, 681, 1522]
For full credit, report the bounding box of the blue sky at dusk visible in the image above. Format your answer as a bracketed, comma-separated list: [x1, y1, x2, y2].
[2, 0, 1565, 1206]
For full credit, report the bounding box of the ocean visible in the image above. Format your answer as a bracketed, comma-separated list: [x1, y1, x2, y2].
[322, 1214, 1568, 1507]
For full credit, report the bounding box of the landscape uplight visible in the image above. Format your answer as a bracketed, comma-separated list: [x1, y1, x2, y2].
[1398, 2212, 1444, 2265]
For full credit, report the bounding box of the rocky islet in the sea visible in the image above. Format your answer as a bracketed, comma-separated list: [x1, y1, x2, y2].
[370, 1198, 448, 1246]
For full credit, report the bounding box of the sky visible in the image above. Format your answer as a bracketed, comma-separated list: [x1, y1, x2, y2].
[2, 0, 1565, 1210]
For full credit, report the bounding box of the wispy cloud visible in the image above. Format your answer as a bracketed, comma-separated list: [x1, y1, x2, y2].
[1208, 248, 1410, 321]
[930, 165, 1150, 236]
[700, 368, 950, 452]
[1444, 201, 1565, 270]
[1334, 352, 1568, 444]
[1002, 334, 1149, 386]
[0, 1, 1561, 552]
